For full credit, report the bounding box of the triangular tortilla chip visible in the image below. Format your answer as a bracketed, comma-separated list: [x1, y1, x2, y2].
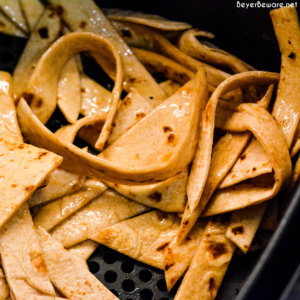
[174, 215, 236, 300]
[50, 189, 149, 248]
[0, 0, 28, 33]
[34, 179, 108, 231]
[36, 227, 118, 300]
[68, 240, 99, 261]
[0, 10, 27, 37]
[19, 0, 44, 32]
[28, 168, 85, 208]
[0, 267, 10, 299]
[90, 211, 181, 270]
[0, 203, 56, 298]
[12, 7, 61, 102]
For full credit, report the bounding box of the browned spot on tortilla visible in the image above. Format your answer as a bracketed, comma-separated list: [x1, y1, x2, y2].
[25, 186, 34, 192]
[156, 210, 168, 221]
[35, 151, 48, 160]
[135, 112, 146, 119]
[231, 174, 236, 178]
[186, 236, 192, 241]
[31, 256, 48, 277]
[240, 154, 247, 160]
[81, 88, 86, 93]
[120, 29, 132, 38]
[183, 219, 189, 226]
[38, 27, 49, 38]
[18, 144, 24, 149]
[22, 92, 35, 106]
[11, 184, 17, 188]
[168, 132, 175, 143]
[205, 103, 213, 122]
[244, 245, 249, 249]
[163, 126, 172, 133]
[209, 278, 216, 297]
[289, 40, 291, 44]
[207, 243, 227, 259]
[36, 98, 43, 108]
[0, 21, 6, 28]
[253, 167, 257, 171]
[165, 262, 174, 271]
[288, 52, 296, 59]
[123, 97, 132, 106]
[114, 183, 119, 188]
[246, 170, 250, 173]
[232, 226, 244, 235]
[207, 234, 210, 237]
[80, 21, 87, 29]
[56, 5, 64, 16]
[136, 154, 139, 159]
[149, 192, 162, 202]
[156, 242, 169, 252]
[49, 12, 55, 18]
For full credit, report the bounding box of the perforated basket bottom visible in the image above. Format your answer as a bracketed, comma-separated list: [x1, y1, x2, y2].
[1, 32, 265, 300]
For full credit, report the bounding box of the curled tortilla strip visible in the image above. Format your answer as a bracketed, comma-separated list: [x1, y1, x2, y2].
[111, 20, 229, 87]
[164, 219, 208, 291]
[17, 68, 207, 183]
[21, 32, 123, 150]
[107, 88, 153, 146]
[259, 197, 278, 231]
[0, 72, 22, 143]
[106, 169, 188, 212]
[0, 0, 28, 33]
[36, 227, 118, 300]
[68, 240, 99, 261]
[34, 179, 108, 231]
[0, 203, 56, 298]
[0, 267, 10, 300]
[49, 0, 167, 105]
[0, 141, 62, 229]
[104, 8, 192, 31]
[178, 29, 254, 73]
[12, 7, 61, 102]
[50, 189, 149, 248]
[19, 0, 44, 32]
[174, 215, 236, 300]
[90, 211, 181, 270]
[160, 80, 181, 97]
[291, 137, 300, 157]
[28, 168, 85, 208]
[0, 10, 26, 37]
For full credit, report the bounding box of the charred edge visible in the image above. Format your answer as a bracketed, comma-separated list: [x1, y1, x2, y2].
[207, 243, 227, 259]
[232, 226, 244, 235]
[165, 262, 174, 271]
[149, 192, 162, 202]
[156, 242, 170, 252]
[288, 52, 296, 59]
[38, 27, 49, 39]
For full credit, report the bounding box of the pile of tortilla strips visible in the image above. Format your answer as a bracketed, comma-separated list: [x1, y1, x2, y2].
[0, 1, 298, 299]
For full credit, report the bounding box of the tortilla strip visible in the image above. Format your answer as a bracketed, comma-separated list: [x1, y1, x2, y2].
[68, 240, 99, 261]
[17, 68, 207, 183]
[178, 29, 254, 73]
[36, 227, 118, 300]
[160, 80, 181, 97]
[106, 168, 188, 212]
[12, 7, 61, 102]
[174, 215, 236, 300]
[259, 197, 278, 231]
[19, 0, 44, 32]
[0, 10, 26, 37]
[90, 211, 180, 270]
[104, 8, 192, 31]
[107, 88, 153, 146]
[111, 20, 229, 87]
[49, 0, 167, 106]
[291, 137, 300, 157]
[0, 203, 56, 298]
[34, 179, 108, 231]
[0, 0, 28, 33]
[0, 267, 10, 300]
[50, 189, 149, 248]
[164, 218, 208, 291]
[28, 168, 85, 208]
[288, 153, 300, 192]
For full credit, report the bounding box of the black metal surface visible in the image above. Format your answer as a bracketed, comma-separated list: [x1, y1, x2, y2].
[3, 1, 300, 299]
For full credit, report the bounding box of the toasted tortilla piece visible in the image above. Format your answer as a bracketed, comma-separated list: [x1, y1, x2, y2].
[49, 0, 167, 106]
[271, 6, 300, 149]
[164, 218, 208, 291]
[174, 215, 236, 300]
[104, 8, 192, 31]
[50, 189, 149, 248]
[178, 29, 254, 73]
[34, 179, 108, 231]
[36, 227, 118, 300]
[0, 0, 28, 33]
[0, 267, 10, 299]
[68, 240, 99, 261]
[160, 80, 181, 97]
[12, 7, 60, 102]
[17, 68, 207, 183]
[259, 197, 278, 231]
[28, 168, 85, 208]
[106, 169, 188, 212]
[288, 153, 300, 192]
[90, 211, 180, 269]
[107, 88, 153, 146]
[0, 203, 56, 298]
[19, 0, 44, 32]
[0, 10, 27, 37]
[0, 141, 62, 229]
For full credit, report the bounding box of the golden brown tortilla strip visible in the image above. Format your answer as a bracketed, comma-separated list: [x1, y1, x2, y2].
[0, 203, 56, 299]
[0, 141, 62, 229]
[28, 168, 85, 208]
[48, 0, 167, 105]
[90, 211, 181, 270]
[19, 0, 44, 32]
[34, 179, 108, 231]
[259, 197, 278, 231]
[0, 0, 28, 33]
[50, 189, 149, 248]
[36, 227, 118, 300]
[288, 153, 300, 192]
[174, 215, 236, 300]
[291, 137, 300, 157]
[12, 7, 60, 102]
[178, 29, 254, 73]
[0, 267, 10, 300]
[68, 240, 99, 261]
[105, 169, 188, 212]
[17, 68, 207, 183]
[164, 218, 208, 291]
[160, 80, 181, 97]
[0, 10, 27, 37]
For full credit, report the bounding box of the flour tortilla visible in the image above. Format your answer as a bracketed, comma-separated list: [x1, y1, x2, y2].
[68, 240, 99, 261]
[0, 267, 10, 300]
